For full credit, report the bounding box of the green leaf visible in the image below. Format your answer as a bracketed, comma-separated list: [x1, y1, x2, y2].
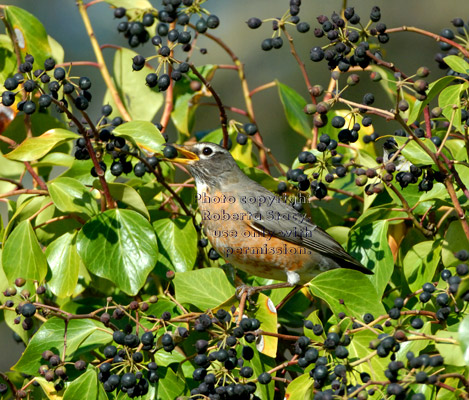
[63, 369, 107, 400]
[444, 55, 469, 75]
[0, 148, 25, 194]
[439, 82, 469, 133]
[4, 6, 52, 67]
[408, 76, 455, 123]
[13, 318, 111, 375]
[153, 217, 198, 272]
[45, 232, 81, 298]
[276, 81, 311, 138]
[442, 221, 469, 268]
[5, 128, 77, 161]
[285, 372, 313, 400]
[48, 35, 64, 65]
[154, 366, 188, 400]
[94, 181, 150, 219]
[77, 209, 158, 295]
[104, 47, 163, 121]
[309, 269, 385, 319]
[348, 330, 389, 381]
[103, 0, 152, 8]
[435, 330, 465, 366]
[252, 293, 278, 358]
[174, 268, 235, 310]
[348, 220, 394, 297]
[458, 316, 469, 365]
[2, 220, 48, 286]
[0, 47, 16, 83]
[391, 136, 437, 166]
[48, 177, 99, 217]
[112, 120, 165, 154]
[403, 240, 442, 292]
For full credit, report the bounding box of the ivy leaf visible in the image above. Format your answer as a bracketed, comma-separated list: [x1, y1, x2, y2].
[103, 47, 163, 121]
[348, 220, 394, 297]
[112, 120, 165, 155]
[285, 374, 313, 400]
[103, 0, 152, 8]
[153, 217, 198, 272]
[4, 128, 77, 161]
[77, 209, 158, 295]
[403, 240, 442, 292]
[45, 232, 81, 298]
[153, 366, 188, 400]
[2, 220, 48, 288]
[309, 269, 385, 319]
[277, 81, 311, 138]
[458, 316, 469, 365]
[392, 136, 437, 166]
[13, 318, 111, 375]
[4, 6, 52, 67]
[63, 369, 107, 400]
[443, 55, 469, 75]
[93, 181, 150, 219]
[48, 177, 99, 217]
[439, 82, 469, 133]
[174, 268, 235, 310]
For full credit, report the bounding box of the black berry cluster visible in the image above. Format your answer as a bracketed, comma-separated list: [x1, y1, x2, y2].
[309, 6, 388, 72]
[247, 0, 310, 52]
[111, 3, 220, 91]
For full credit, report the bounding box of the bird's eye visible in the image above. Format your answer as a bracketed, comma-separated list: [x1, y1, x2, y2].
[202, 147, 213, 156]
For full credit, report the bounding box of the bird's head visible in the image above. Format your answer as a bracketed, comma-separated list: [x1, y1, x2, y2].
[166, 142, 241, 190]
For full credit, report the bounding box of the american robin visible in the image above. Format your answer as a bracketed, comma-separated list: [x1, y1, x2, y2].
[168, 142, 372, 287]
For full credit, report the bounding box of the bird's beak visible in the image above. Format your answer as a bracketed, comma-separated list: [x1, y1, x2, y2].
[165, 144, 199, 164]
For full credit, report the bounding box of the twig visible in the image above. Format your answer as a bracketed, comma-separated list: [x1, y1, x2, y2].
[189, 63, 229, 149]
[76, 0, 131, 121]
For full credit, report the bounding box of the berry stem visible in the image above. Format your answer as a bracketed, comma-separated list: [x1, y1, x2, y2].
[0, 188, 48, 199]
[386, 26, 469, 58]
[0, 371, 17, 397]
[0, 176, 23, 189]
[336, 97, 395, 120]
[199, 29, 271, 173]
[188, 63, 229, 148]
[386, 182, 434, 237]
[365, 50, 410, 80]
[249, 81, 277, 97]
[423, 106, 432, 139]
[280, 26, 316, 104]
[76, 0, 131, 121]
[33, 214, 86, 230]
[56, 61, 100, 69]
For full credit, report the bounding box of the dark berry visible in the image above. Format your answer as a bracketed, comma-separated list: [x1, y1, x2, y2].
[247, 17, 262, 29]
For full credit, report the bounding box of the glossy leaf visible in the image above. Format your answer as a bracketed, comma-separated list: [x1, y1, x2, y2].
[63, 369, 107, 400]
[2, 220, 48, 286]
[403, 240, 442, 292]
[4, 6, 52, 67]
[408, 76, 455, 123]
[45, 232, 80, 298]
[392, 136, 437, 166]
[5, 128, 77, 162]
[277, 81, 311, 138]
[348, 220, 394, 297]
[94, 181, 150, 219]
[104, 47, 163, 121]
[154, 366, 188, 400]
[13, 318, 111, 375]
[112, 120, 165, 154]
[348, 330, 389, 381]
[48, 177, 99, 217]
[77, 209, 158, 295]
[442, 221, 469, 268]
[104, 0, 152, 8]
[174, 268, 235, 310]
[285, 374, 313, 400]
[153, 217, 197, 272]
[458, 316, 469, 365]
[444, 55, 469, 75]
[439, 82, 469, 133]
[435, 330, 465, 366]
[309, 269, 385, 319]
[253, 294, 278, 358]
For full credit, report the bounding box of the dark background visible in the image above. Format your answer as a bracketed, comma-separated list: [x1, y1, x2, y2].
[1, 0, 469, 371]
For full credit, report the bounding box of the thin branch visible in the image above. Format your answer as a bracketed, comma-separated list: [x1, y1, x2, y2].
[76, 0, 131, 121]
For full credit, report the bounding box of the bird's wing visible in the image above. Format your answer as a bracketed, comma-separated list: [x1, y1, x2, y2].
[238, 187, 369, 272]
